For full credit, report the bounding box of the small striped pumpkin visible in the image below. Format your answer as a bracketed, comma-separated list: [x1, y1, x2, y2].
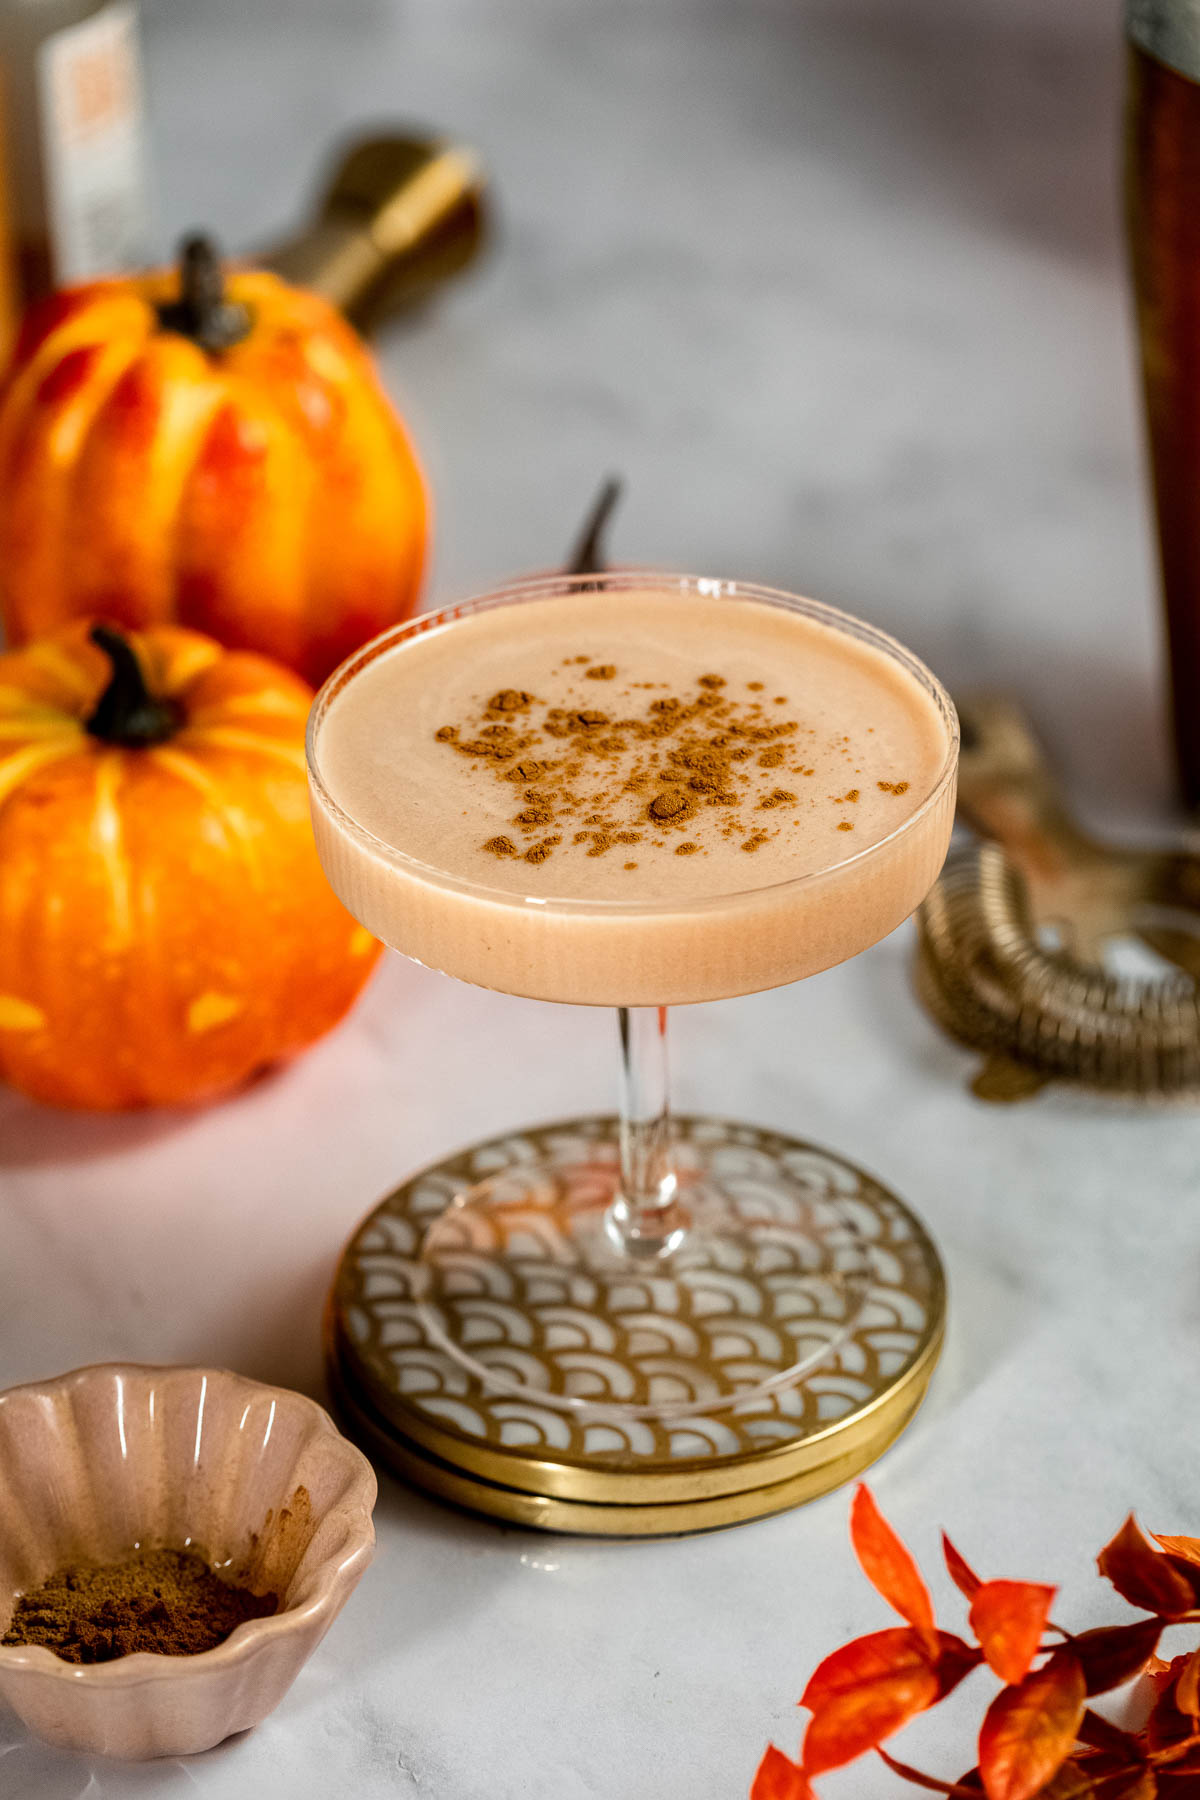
[0, 621, 380, 1109]
[0, 237, 428, 686]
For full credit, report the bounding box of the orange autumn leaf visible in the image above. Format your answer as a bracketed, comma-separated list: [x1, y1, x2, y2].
[977, 1650, 1086, 1800]
[1152, 1534, 1200, 1607]
[1026, 1762, 1131, 1800]
[1098, 1775, 1158, 1800]
[969, 1581, 1056, 1686]
[1052, 1767, 1155, 1800]
[1097, 1517, 1195, 1617]
[1145, 1655, 1200, 1755]
[944, 1532, 984, 1603]
[800, 1626, 941, 1774]
[850, 1484, 936, 1638]
[934, 1635, 986, 1702]
[1152, 1534, 1200, 1568]
[1075, 1707, 1145, 1759]
[1178, 1646, 1200, 1719]
[1071, 1620, 1162, 1696]
[751, 1745, 814, 1800]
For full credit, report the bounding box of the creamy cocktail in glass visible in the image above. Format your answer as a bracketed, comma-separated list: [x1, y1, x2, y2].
[307, 573, 958, 1417]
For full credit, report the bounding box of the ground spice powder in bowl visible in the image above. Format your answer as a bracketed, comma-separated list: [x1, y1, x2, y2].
[2, 1548, 278, 1664]
[0, 1363, 377, 1760]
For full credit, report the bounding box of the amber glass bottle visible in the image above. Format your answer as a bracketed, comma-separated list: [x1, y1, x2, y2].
[1127, 1, 1200, 805]
[0, 85, 17, 360]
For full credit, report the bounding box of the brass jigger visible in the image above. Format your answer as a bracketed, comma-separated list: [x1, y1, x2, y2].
[916, 696, 1200, 1100]
[261, 132, 488, 333]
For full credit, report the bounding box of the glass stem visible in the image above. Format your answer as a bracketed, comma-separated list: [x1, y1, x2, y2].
[606, 1006, 687, 1259]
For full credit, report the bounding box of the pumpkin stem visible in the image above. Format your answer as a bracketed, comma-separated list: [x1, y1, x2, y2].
[85, 626, 182, 748]
[156, 233, 252, 353]
[564, 476, 622, 575]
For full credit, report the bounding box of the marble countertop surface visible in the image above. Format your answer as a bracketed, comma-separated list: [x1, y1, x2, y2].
[3, 2, 1193, 1795]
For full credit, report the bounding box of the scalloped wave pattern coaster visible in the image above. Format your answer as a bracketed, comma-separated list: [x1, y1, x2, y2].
[329, 1117, 945, 1515]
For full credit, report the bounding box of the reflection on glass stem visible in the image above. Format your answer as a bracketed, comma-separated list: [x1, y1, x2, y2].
[608, 1005, 687, 1259]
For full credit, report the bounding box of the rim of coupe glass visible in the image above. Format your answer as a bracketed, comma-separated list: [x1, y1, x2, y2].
[305, 571, 960, 918]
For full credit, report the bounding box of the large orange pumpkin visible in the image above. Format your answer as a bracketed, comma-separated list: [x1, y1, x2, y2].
[0, 236, 428, 687]
[0, 620, 381, 1109]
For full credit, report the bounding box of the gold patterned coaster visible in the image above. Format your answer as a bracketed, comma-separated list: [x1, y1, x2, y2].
[327, 1339, 930, 1536]
[328, 1116, 945, 1516]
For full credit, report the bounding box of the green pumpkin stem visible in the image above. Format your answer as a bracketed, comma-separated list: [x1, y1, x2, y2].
[85, 626, 181, 748]
[156, 233, 252, 353]
[564, 476, 622, 576]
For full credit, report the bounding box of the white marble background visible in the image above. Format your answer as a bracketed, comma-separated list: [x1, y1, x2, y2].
[4, 2, 1196, 1796]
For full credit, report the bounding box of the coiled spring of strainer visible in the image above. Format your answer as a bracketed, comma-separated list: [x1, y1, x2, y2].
[916, 840, 1200, 1098]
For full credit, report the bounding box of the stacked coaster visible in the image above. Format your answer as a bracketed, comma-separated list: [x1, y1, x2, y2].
[326, 1117, 945, 1537]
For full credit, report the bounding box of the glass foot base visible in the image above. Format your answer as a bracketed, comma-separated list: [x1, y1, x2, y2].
[331, 1116, 945, 1509]
[416, 1142, 872, 1418]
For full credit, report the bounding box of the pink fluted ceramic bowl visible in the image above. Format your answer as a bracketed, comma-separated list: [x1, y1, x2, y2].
[0, 1363, 376, 1759]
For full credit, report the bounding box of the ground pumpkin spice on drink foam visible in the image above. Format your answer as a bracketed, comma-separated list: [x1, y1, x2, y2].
[435, 665, 892, 865]
[2, 1549, 278, 1663]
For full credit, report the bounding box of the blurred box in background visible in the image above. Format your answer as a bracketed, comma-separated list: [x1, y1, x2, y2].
[0, 0, 151, 337]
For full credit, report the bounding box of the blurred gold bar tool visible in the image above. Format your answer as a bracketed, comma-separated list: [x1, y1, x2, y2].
[262, 131, 488, 333]
[916, 696, 1200, 1101]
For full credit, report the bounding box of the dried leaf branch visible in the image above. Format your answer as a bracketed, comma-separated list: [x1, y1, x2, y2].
[752, 1488, 1200, 1800]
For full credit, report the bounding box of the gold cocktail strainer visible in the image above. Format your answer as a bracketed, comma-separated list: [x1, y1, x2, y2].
[916, 696, 1200, 1101]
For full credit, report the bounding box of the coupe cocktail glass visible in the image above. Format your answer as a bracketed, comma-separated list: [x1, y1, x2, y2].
[307, 573, 958, 1422]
